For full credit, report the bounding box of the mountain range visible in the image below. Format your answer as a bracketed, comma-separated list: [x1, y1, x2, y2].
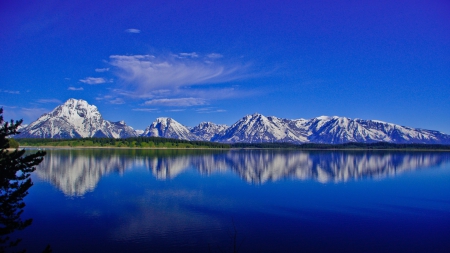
[15, 98, 450, 144]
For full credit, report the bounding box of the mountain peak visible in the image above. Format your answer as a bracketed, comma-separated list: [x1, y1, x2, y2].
[155, 117, 172, 121]
[215, 113, 309, 143]
[191, 122, 228, 141]
[62, 98, 94, 109]
[65, 98, 88, 104]
[16, 99, 137, 139]
[315, 115, 339, 120]
[143, 117, 199, 140]
[249, 112, 267, 119]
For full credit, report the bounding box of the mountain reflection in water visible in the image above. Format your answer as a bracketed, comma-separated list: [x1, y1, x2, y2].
[35, 149, 450, 196]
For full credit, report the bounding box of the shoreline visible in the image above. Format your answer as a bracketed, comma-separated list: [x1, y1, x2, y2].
[18, 145, 450, 152]
[19, 145, 229, 150]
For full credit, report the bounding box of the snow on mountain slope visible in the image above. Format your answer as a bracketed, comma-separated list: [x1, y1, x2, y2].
[213, 113, 309, 143]
[305, 116, 450, 144]
[141, 117, 200, 140]
[14, 98, 450, 144]
[213, 113, 450, 144]
[16, 99, 138, 138]
[190, 122, 228, 141]
[17, 124, 28, 131]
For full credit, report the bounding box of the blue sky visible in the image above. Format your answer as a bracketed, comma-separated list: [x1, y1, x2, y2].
[1, 0, 449, 133]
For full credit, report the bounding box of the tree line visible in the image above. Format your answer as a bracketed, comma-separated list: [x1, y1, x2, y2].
[14, 137, 450, 150]
[16, 137, 232, 149]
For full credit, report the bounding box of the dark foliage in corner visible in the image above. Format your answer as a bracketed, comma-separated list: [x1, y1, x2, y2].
[0, 108, 47, 253]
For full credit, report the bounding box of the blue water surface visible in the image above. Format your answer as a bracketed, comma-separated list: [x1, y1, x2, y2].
[14, 149, 450, 252]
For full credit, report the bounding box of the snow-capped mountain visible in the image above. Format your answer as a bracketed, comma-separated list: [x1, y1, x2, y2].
[142, 117, 200, 140]
[142, 119, 228, 141]
[190, 122, 228, 141]
[14, 99, 450, 144]
[17, 124, 28, 132]
[304, 116, 450, 144]
[16, 99, 138, 138]
[215, 114, 450, 144]
[213, 113, 309, 143]
[142, 113, 450, 144]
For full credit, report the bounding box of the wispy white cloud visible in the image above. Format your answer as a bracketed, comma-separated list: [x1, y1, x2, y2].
[95, 95, 125, 105]
[195, 107, 226, 113]
[79, 77, 111, 85]
[144, 98, 207, 107]
[95, 52, 257, 109]
[125, 28, 141, 33]
[109, 98, 125, 104]
[68, 86, 84, 91]
[95, 95, 124, 104]
[0, 89, 20, 94]
[132, 108, 158, 112]
[0, 105, 18, 109]
[195, 108, 211, 112]
[166, 109, 186, 112]
[95, 68, 110, 72]
[1, 105, 48, 124]
[95, 95, 113, 101]
[108, 53, 248, 92]
[180, 87, 245, 100]
[206, 53, 223, 59]
[37, 99, 61, 104]
[178, 52, 199, 58]
[20, 108, 48, 120]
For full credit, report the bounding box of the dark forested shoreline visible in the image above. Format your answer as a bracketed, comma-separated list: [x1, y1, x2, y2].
[14, 137, 450, 150]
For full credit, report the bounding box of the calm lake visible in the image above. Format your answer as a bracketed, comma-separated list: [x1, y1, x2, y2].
[15, 149, 450, 252]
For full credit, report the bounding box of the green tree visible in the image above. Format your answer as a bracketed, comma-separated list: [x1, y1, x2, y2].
[0, 108, 47, 252]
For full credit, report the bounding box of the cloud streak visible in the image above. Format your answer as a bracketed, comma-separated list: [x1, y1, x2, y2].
[109, 98, 125, 104]
[79, 77, 111, 85]
[125, 28, 141, 33]
[206, 53, 223, 59]
[144, 98, 207, 107]
[132, 108, 158, 112]
[95, 68, 110, 72]
[195, 107, 226, 113]
[108, 53, 247, 92]
[68, 87, 84, 91]
[177, 52, 198, 58]
[37, 99, 62, 104]
[166, 109, 186, 112]
[0, 89, 20, 94]
[1, 105, 48, 124]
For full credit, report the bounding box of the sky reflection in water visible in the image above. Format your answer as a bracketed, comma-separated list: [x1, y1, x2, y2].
[19, 149, 450, 252]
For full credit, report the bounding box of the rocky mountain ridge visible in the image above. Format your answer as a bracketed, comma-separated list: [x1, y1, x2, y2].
[16, 99, 450, 144]
[16, 99, 137, 138]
